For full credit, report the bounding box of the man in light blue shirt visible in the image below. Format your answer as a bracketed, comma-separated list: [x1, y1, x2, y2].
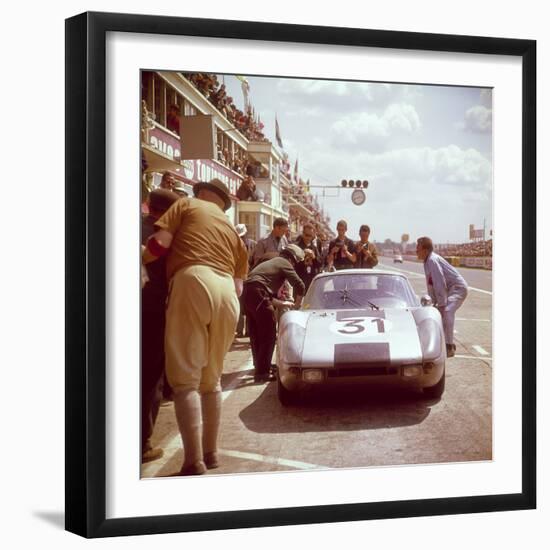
[252, 217, 289, 267]
[416, 237, 468, 357]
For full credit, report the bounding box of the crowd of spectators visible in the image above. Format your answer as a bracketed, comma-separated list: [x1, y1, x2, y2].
[213, 144, 250, 176]
[437, 239, 492, 257]
[175, 73, 332, 231]
[280, 154, 292, 180]
[183, 73, 269, 144]
[236, 176, 259, 202]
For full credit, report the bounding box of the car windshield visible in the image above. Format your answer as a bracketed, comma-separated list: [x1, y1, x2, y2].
[303, 273, 418, 310]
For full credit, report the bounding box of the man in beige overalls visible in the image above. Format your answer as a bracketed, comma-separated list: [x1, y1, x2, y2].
[143, 178, 249, 475]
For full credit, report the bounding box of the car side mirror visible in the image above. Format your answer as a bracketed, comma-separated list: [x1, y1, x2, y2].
[421, 294, 433, 307]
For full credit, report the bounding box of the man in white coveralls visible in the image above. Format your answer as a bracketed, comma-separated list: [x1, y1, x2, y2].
[416, 236, 468, 357]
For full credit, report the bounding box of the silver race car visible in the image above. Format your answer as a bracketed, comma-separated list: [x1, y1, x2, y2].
[276, 269, 446, 405]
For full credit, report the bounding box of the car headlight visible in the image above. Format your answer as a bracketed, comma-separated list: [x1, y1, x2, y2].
[302, 369, 325, 383]
[402, 365, 422, 377]
[280, 323, 306, 366]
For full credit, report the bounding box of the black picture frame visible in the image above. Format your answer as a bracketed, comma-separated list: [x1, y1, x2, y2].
[65, 11, 536, 538]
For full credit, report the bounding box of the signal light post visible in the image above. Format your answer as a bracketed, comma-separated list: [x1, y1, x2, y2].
[283, 179, 370, 206]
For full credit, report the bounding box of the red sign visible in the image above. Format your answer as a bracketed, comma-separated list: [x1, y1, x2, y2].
[148, 126, 242, 194]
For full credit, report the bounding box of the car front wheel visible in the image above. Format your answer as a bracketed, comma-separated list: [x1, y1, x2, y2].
[277, 376, 301, 406]
[423, 370, 445, 399]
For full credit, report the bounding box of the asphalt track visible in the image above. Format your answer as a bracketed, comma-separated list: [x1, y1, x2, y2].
[380, 257, 493, 293]
[142, 260, 492, 478]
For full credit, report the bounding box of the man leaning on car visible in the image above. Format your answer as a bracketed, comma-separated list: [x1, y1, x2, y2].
[416, 236, 468, 357]
[142, 178, 249, 476]
[243, 245, 306, 383]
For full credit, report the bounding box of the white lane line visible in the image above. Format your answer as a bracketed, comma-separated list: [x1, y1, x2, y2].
[218, 449, 325, 470]
[455, 354, 492, 361]
[473, 345, 490, 356]
[380, 263, 492, 295]
[468, 287, 492, 295]
[144, 360, 254, 478]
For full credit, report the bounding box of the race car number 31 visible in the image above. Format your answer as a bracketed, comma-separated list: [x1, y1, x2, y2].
[329, 317, 392, 337]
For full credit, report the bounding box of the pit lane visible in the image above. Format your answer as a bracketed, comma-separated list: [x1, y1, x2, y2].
[142, 260, 492, 478]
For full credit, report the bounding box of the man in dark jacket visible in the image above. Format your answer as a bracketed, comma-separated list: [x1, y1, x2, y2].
[141, 188, 180, 463]
[293, 222, 323, 291]
[326, 219, 357, 270]
[355, 224, 379, 268]
[243, 244, 305, 382]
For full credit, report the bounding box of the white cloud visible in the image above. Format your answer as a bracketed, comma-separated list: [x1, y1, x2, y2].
[277, 79, 349, 96]
[305, 144, 491, 242]
[304, 144, 491, 203]
[331, 103, 421, 151]
[276, 79, 424, 113]
[375, 145, 490, 190]
[461, 105, 492, 133]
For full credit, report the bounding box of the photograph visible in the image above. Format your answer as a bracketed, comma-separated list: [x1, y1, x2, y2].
[0, 0, 543, 546]
[139, 70, 493, 479]
[63, 10, 535, 537]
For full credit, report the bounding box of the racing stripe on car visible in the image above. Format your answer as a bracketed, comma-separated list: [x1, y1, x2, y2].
[384, 310, 423, 363]
[336, 310, 386, 320]
[334, 342, 391, 367]
[300, 309, 422, 367]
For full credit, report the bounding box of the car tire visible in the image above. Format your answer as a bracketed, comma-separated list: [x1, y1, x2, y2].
[423, 370, 445, 399]
[277, 376, 301, 406]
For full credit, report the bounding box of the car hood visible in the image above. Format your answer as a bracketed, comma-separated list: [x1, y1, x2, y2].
[301, 309, 423, 367]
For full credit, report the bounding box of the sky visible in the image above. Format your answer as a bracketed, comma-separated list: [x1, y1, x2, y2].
[221, 74, 493, 245]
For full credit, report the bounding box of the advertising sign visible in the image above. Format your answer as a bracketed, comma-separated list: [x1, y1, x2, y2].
[148, 125, 242, 194]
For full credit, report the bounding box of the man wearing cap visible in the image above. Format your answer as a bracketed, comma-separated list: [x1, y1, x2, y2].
[143, 178, 249, 475]
[416, 236, 468, 358]
[251, 217, 289, 267]
[235, 223, 256, 266]
[172, 180, 189, 198]
[243, 245, 306, 382]
[141, 188, 180, 463]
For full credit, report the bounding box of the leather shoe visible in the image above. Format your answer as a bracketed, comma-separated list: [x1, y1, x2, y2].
[204, 451, 219, 469]
[142, 446, 164, 463]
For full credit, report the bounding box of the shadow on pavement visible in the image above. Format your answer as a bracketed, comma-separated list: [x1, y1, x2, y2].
[220, 368, 258, 390]
[229, 338, 251, 351]
[239, 383, 435, 434]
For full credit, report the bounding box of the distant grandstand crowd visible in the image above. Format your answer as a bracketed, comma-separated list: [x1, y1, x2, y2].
[436, 239, 493, 257]
[397, 239, 493, 258]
